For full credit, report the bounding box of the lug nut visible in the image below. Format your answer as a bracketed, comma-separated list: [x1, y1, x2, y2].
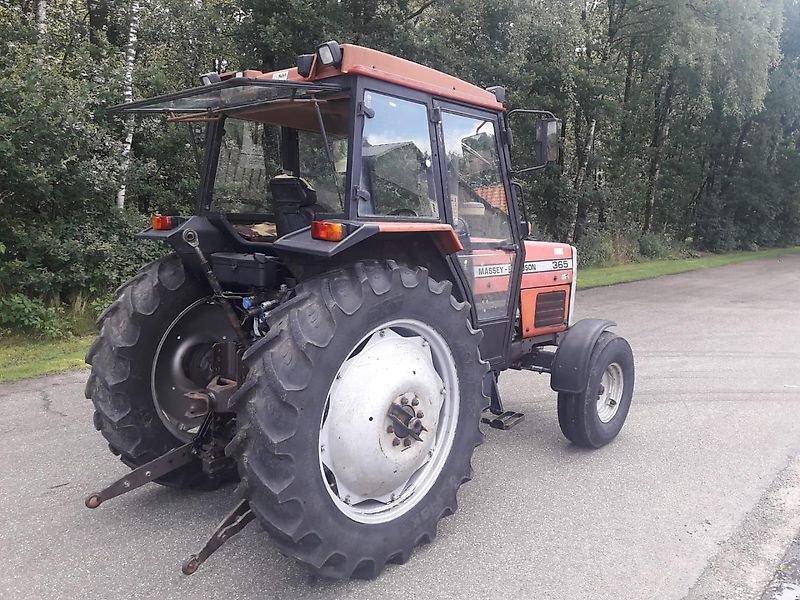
[411, 398, 419, 406]
[392, 438, 401, 446]
[401, 397, 409, 406]
[403, 438, 412, 447]
[416, 411, 424, 418]
[387, 426, 394, 434]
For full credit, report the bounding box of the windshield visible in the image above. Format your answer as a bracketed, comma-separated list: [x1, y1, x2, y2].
[212, 118, 348, 215]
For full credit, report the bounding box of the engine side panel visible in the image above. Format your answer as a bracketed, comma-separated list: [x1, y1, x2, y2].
[519, 241, 574, 338]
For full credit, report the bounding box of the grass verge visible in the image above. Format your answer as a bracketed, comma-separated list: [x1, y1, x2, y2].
[578, 247, 800, 289]
[1, 247, 798, 383]
[0, 335, 92, 383]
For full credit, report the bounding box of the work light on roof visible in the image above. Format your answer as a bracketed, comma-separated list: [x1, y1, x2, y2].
[316, 41, 343, 68]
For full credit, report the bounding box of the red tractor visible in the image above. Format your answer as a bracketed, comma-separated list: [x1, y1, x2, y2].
[84, 41, 635, 580]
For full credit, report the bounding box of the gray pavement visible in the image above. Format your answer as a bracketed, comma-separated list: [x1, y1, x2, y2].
[2, 254, 800, 600]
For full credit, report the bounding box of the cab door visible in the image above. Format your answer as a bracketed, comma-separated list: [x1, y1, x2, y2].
[435, 103, 521, 364]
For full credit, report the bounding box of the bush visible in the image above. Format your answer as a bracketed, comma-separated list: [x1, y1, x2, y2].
[638, 232, 667, 258]
[0, 294, 66, 338]
[576, 230, 639, 266]
[576, 231, 615, 265]
[0, 209, 165, 304]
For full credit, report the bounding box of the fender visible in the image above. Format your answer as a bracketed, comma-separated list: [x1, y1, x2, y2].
[550, 318, 616, 394]
[273, 221, 462, 258]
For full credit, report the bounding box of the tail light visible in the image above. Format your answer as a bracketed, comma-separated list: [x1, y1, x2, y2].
[151, 214, 177, 231]
[311, 221, 347, 242]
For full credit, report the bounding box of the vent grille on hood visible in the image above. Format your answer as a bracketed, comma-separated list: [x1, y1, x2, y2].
[534, 290, 566, 328]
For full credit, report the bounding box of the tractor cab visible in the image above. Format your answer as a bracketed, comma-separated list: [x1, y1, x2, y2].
[118, 43, 517, 236]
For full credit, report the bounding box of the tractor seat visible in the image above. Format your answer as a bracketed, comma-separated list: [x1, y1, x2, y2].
[269, 175, 318, 238]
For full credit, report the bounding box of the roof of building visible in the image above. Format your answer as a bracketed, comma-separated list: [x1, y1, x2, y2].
[474, 184, 508, 212]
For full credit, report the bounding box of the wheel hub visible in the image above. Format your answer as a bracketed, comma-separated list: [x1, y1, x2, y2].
[318, 321, 459, 523]
[151, 298, 238, 441]
[596, 362, 624, 423]
[387, 392, 427, 444]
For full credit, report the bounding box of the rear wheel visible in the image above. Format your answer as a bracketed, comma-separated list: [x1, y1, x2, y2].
[85, 255, 237, 489]
[227, 260, 486, 579]
[557, 331, 634, 448]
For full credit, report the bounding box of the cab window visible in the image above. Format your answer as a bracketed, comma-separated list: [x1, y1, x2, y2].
[358, 92, 438, 218]
[441, 112, 512, 241]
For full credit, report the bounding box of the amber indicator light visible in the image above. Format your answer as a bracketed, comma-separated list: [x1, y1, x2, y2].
[150, 215, 176, 230]
[311, 221, 346, 241]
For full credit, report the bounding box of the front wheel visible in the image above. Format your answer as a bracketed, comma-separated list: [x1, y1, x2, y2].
[226, 260, 486, 579]
[557, 331, 634, 448]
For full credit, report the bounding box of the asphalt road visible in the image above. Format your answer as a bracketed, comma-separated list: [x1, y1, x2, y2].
[2, 254, 800, 600]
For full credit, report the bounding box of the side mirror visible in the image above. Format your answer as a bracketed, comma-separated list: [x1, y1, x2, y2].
[535, 118, 560, 164]
[507, 109, 561, 175]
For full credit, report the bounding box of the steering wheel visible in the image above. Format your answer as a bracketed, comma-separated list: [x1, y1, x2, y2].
[454, 217, 471, 237]
[388, 208, 418, 217]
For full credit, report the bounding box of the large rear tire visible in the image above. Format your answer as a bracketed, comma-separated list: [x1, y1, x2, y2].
[85, 255, 237, 489]
[227, 260, 486, 579]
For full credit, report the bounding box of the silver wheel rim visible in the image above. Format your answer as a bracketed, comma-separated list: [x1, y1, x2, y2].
[596, 362, 624, 423]
[318, 319, 460, 524]
[151, 298, 235, 442]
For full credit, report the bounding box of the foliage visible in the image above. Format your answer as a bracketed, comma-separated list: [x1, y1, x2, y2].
[0, 294, 65, 338]
[1, 0, 799, 338]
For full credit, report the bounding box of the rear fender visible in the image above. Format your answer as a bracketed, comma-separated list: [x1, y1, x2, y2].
[135, 215, 230, 268]
[273, 221, 462, 258]
[274, 221, 467, 303]
[550, 318, 616, 394]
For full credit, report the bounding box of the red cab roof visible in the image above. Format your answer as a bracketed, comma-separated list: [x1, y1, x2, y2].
[236, 44, 504, 112]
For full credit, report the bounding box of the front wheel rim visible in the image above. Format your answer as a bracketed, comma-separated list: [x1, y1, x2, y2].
[596, 362, 624, 423]
[318, 319, 460, 525]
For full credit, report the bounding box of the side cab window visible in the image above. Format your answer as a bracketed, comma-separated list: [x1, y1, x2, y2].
[358, 91, 438, 218]
[441, 112, 512, 242]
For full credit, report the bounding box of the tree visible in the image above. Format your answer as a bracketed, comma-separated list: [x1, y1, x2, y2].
[115, 0, 141, 210]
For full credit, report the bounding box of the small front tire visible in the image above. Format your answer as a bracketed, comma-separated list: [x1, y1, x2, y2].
[557, 331, 634, 448]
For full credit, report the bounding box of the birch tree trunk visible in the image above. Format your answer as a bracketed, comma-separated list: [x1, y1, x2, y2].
[116, 0, 140, 210]
[36, 0, 47, 36]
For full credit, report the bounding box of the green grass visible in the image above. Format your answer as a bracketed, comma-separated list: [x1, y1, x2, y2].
[1, 246, 798, 383]
[578, 246, 800, 289]
[0, 334, 92, 383]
